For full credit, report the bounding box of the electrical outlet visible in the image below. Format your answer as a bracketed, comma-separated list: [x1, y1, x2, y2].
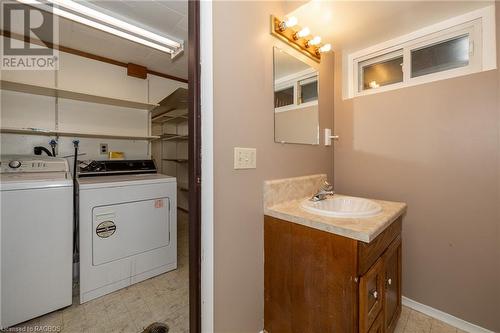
[234, 147, 256, 169]
[100, 143, 108, 155]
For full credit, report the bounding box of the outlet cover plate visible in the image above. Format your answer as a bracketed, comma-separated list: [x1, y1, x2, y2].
[100, 143, 108, 155]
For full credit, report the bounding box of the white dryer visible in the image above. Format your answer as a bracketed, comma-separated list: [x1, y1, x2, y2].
[0, 155, 73, 328]
[77, 160, 177, 303]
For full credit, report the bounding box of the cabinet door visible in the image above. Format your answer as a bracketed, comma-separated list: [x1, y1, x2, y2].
[368, 312, 385, 333]
[384, 236, 402, 333]
[359, 257, 384, 333]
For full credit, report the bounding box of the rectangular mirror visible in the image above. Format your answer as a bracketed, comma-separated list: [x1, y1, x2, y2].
[274, 47, 319, 145]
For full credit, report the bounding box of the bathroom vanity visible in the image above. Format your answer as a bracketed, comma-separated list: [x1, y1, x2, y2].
[263, 175, 406, 333]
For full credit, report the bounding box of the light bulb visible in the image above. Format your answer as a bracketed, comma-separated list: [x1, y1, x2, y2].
[284, 16, 298, 28]
[318, 43, 332, 53]
[369, 81, 380, 89]
[296, 27, 310, 38]
[308, 36, 321, 46]
[281, 16, 298, 30]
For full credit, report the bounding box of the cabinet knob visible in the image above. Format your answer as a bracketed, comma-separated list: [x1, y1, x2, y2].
[387, 278, 392, 286]
[370, 290, 378, 299]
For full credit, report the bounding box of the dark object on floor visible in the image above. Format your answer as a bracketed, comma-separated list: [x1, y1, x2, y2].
[142, 322, 169, 333]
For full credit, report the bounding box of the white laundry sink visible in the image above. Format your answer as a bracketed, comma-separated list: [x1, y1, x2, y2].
[301, 196, 382, 218]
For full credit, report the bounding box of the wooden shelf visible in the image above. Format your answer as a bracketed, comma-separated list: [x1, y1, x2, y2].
[0, 127, 159, 140]
[1, 80, 158, 110]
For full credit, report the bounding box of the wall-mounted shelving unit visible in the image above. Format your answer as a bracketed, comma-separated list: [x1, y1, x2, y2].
[1, 80, 158, 110]
[0, 127, 159, 141]
[0, 46, 187, 161]
[152, 114, 188, 124]
[151, 88, 189, 212]
[156, 133, 189, 141]
[1, 77, 158, 143]
[178, 182, 189, 192]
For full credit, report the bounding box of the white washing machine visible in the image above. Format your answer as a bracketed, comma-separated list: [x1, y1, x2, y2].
[0, 155, 73, 328]
[77, 161, 177, 303]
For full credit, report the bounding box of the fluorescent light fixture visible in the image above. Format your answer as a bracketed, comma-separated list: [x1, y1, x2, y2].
[47, 0, 180, 49]
[15, 0, 182, 56]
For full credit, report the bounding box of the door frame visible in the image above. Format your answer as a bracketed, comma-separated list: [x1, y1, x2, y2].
[188, 1, 202, 332]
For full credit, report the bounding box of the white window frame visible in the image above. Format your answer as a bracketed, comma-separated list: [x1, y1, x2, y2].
[275, 68, 319, 113]
[345, 5, 496, 99]
[356, 49, 404, 93]
[274, 85, 296, 109]
[298, 76, 319, 104]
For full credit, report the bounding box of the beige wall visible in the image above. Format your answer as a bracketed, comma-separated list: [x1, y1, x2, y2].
[275, 105, 319, 144]
[212, 1, 334, 331]
[333, 8, 500, 331]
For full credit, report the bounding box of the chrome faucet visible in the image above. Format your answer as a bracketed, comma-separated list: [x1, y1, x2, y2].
[310, 181, 335, 201]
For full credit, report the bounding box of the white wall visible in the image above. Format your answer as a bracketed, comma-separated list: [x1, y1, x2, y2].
[0, 134, 149, 160]
[0, 89, 150, 163]
[0, 46, 186, 166]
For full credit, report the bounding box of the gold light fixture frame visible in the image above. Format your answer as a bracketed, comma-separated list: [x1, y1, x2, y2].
[270, 15, 321, 63]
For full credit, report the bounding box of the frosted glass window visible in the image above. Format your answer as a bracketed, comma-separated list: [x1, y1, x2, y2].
[411, 35, 469, 78]
[359, 52, 403, 92]
[299, 78, 318, 104]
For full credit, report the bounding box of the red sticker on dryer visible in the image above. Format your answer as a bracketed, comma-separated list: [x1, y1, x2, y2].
[154, 199, 164, 208]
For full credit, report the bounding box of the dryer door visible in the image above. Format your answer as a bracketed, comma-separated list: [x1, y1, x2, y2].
[92, 197, 170, 266]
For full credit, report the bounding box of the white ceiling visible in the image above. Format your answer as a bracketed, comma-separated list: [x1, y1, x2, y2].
[58, 0, 188, 79]
[287, 1, 494, 54]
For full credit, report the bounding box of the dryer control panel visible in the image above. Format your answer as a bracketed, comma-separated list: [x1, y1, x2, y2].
[0, 156, 70, 173]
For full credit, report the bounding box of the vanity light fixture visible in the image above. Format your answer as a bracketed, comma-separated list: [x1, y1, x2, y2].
[318, 43, 332, 53]
[271, 15, 331, 63]
[279, 16, 298, 31]
[14, 0, 184, 58]
[294, 27, 310, 40]
[307, 36, 322, 47]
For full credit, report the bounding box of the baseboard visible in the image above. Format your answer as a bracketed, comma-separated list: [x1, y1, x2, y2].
[402, 297, 495, 333]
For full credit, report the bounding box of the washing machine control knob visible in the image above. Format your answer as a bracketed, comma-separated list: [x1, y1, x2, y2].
[8, 160, 21, 169]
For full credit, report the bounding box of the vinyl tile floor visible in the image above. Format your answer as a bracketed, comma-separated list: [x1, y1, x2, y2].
[6, 210, 468, 333]
[8, 210, 189, 333]
[396, 306, 470, 333]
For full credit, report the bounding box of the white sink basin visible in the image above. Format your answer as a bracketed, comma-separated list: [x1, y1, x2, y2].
[301, 196, 382, 218]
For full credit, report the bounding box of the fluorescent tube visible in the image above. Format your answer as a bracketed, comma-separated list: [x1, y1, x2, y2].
[15, 0, 181, 54]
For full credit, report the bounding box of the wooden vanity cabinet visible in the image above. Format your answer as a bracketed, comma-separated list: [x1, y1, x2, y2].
[368, 312, 385, 333]
[264, 215, 403, 333]
[383, 236, 402, 333]
[359, 257, 385, 333]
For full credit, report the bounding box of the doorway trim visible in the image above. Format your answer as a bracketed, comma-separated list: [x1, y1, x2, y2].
[188, 1, 202, 332]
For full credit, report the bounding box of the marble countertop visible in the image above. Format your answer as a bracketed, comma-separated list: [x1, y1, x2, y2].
[263, 175, 407, 243]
